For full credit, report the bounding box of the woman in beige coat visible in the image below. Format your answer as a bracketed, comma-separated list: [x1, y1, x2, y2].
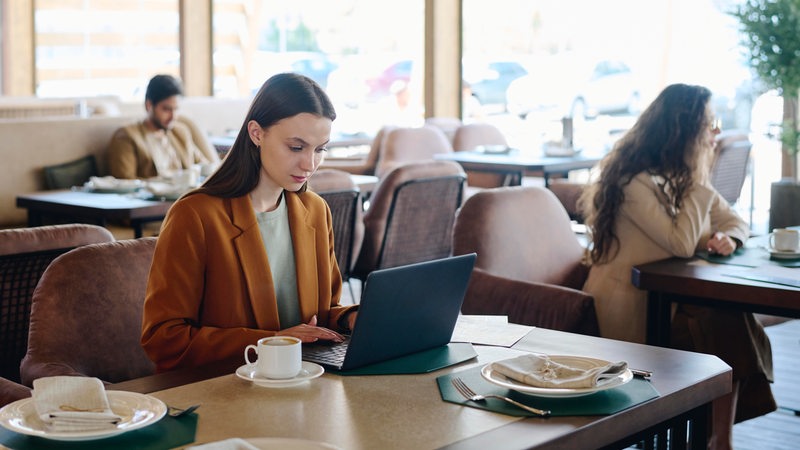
[142, 73, 357, 372]
[580, 84, 775, 450]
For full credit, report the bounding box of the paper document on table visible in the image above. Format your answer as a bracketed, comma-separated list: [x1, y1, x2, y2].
[451, 315, 533, 347]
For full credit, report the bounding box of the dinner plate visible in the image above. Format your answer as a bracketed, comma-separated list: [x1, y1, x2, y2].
[480, 355, 633, 398]
[236, 361, 324, 387]
[0, 391, 166, 441]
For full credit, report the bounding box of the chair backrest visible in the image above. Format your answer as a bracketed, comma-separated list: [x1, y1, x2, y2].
[374, 125, 453, 179]
[43, 154, 99, 190]
[710, 140, 752, 205]
[451, 122, 509, 188]
[309, 169, 364, 280]
[0, 377, 31, 407]
[452, 186, 588, 289]
[20, 237, 157, 385]
[452, 122, 507, 151]
[425, 116, 462, 144]
[0, 224, 114, 383]
[354, 160, 466, 279]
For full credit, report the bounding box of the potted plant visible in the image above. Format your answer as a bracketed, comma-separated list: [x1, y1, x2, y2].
[732, 0, 800, 229]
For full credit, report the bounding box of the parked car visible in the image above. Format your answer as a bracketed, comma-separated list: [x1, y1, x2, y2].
[463, 60, 528, 107]
[249, 51, 338, 93]
[505, 56, 642, 120]
[365, 59, 413, 100]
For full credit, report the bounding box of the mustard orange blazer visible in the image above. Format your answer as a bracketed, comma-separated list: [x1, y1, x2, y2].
[141, 190, 349, 372]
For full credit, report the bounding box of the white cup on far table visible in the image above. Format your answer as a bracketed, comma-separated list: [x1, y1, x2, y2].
[769, 228, 800, 252]
[244, 336, 302, 379]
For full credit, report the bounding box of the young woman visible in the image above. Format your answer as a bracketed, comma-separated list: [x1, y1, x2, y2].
[579, 83, 775, 449]
[142, 73, 357, 372]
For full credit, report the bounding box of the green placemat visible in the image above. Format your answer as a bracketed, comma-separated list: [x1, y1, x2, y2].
[437, 366, 659, 417]
[696, 248, 800, 268]
[0, 412, 197, 450]
[333, 343, 477, 376]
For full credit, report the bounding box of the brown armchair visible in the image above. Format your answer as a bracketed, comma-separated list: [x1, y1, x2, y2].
[353, 160, 466, 280]
[452, 122, 509, 188]
[0, 224, 114, 383]
[452, 186, 599, 335]
[0, 377, 30, 407]
[308, 169, 364, 291]
[319, 126, 395, 176]
[20, 238, 157, 385]
[374, 125, 453, 179]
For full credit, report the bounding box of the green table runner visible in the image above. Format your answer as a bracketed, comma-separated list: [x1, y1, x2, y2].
[437, 366, 659, 417]
[0, 412, 197, 450]
[333, 342, 477, 376]
[696, 247, 800, 268]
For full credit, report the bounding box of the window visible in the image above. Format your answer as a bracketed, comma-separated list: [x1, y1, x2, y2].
[34, 0, 180, 101]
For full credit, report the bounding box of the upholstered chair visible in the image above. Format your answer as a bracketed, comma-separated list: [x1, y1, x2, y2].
[320, 126, 395, 176]
[0, 377, 31, 407]
[373, 125, 453, 179]
[452, 186, 600, 335]
[353, 160, 466, 280]
[20, 238, 157, 385]
[452, 122, 510, 188]
[0, 224, 114, 383]
[308, 169, 364, 294]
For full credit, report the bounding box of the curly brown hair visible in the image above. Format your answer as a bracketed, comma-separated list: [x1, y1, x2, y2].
[579, 83, 713, 264]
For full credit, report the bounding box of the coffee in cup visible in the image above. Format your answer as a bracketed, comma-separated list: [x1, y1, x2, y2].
[769, 228, 800, 252]
[244, 336, 302, 379]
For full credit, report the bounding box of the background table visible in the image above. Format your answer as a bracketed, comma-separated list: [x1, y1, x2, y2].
[632, 247, 800, 346]
[434, 150, 602, 187]
[16, 190, 172, 238]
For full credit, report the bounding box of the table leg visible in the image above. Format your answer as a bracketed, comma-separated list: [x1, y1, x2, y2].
[26, 211, 44, 227]
[646, 291, 671, 346]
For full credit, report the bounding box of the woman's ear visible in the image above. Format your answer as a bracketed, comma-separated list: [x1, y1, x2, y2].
[247, 120, 262, 146]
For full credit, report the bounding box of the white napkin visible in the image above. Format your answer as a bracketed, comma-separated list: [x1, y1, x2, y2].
[32, 376, 122, 432]
[187, 438, 259, 450]
[88, 176, 143, 190]
[491, 354, 628, 389]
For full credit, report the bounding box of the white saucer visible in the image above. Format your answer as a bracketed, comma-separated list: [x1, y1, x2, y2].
[767, 246, 800, 259]
[236, 362, 324, 387]
[0, 391, 166, 441]
[480, 355, 633, 398]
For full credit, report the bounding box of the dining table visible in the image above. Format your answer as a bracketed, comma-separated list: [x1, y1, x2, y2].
[632, 235, 800, 347]
[433, 148, 603, 188]
[16, 175, 380, 239]
[84, 324, 735, 450]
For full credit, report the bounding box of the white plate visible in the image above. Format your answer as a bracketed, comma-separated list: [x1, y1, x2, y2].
[236, 361, 324, 387]
[0, 391, 166, 441]
[766, 246, 800, 259]
[480, 355, 633, 398]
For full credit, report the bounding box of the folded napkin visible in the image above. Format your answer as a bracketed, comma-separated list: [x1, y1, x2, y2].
[491, 354, 628, 389]
[32, 376, 122, 432]
[187, 438, 259, 450]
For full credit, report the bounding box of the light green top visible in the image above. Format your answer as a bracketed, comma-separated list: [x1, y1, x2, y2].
[256, 193, 301, 327]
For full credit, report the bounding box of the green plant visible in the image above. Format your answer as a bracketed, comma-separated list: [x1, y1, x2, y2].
[732, 0, 800, 180]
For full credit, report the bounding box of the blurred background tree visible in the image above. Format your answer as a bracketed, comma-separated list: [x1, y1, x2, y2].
[733, 0, 800, 181]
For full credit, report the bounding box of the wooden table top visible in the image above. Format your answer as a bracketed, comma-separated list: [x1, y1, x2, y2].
[111, 326, 731, 449]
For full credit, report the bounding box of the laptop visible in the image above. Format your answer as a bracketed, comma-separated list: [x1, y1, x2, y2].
[302, 253, 477, 371]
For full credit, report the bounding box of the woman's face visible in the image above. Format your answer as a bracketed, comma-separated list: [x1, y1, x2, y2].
[702, 104, 722, 149]
[250, 112, 332, 192]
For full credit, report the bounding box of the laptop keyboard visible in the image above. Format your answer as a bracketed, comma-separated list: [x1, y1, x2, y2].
[302, 337, 351, 366]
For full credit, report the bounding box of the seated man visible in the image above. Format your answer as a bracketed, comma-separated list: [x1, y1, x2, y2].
[108, 74, 219, 179]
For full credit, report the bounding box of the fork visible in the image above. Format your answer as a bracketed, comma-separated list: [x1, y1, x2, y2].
[450, 377, 550, 417]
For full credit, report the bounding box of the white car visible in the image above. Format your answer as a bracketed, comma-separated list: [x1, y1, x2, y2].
[506, 57, 642, 120]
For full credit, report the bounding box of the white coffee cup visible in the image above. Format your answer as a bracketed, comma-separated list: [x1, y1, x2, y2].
[244, 336, 302, 379]
[769, 228, 800, 252]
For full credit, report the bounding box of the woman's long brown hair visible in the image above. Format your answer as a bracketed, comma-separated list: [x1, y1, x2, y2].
[579, 83, 711, 264]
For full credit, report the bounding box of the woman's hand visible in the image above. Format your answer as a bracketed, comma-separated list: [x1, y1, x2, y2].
[276, 315, 345, 343]
[706, 231, 737, 256]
